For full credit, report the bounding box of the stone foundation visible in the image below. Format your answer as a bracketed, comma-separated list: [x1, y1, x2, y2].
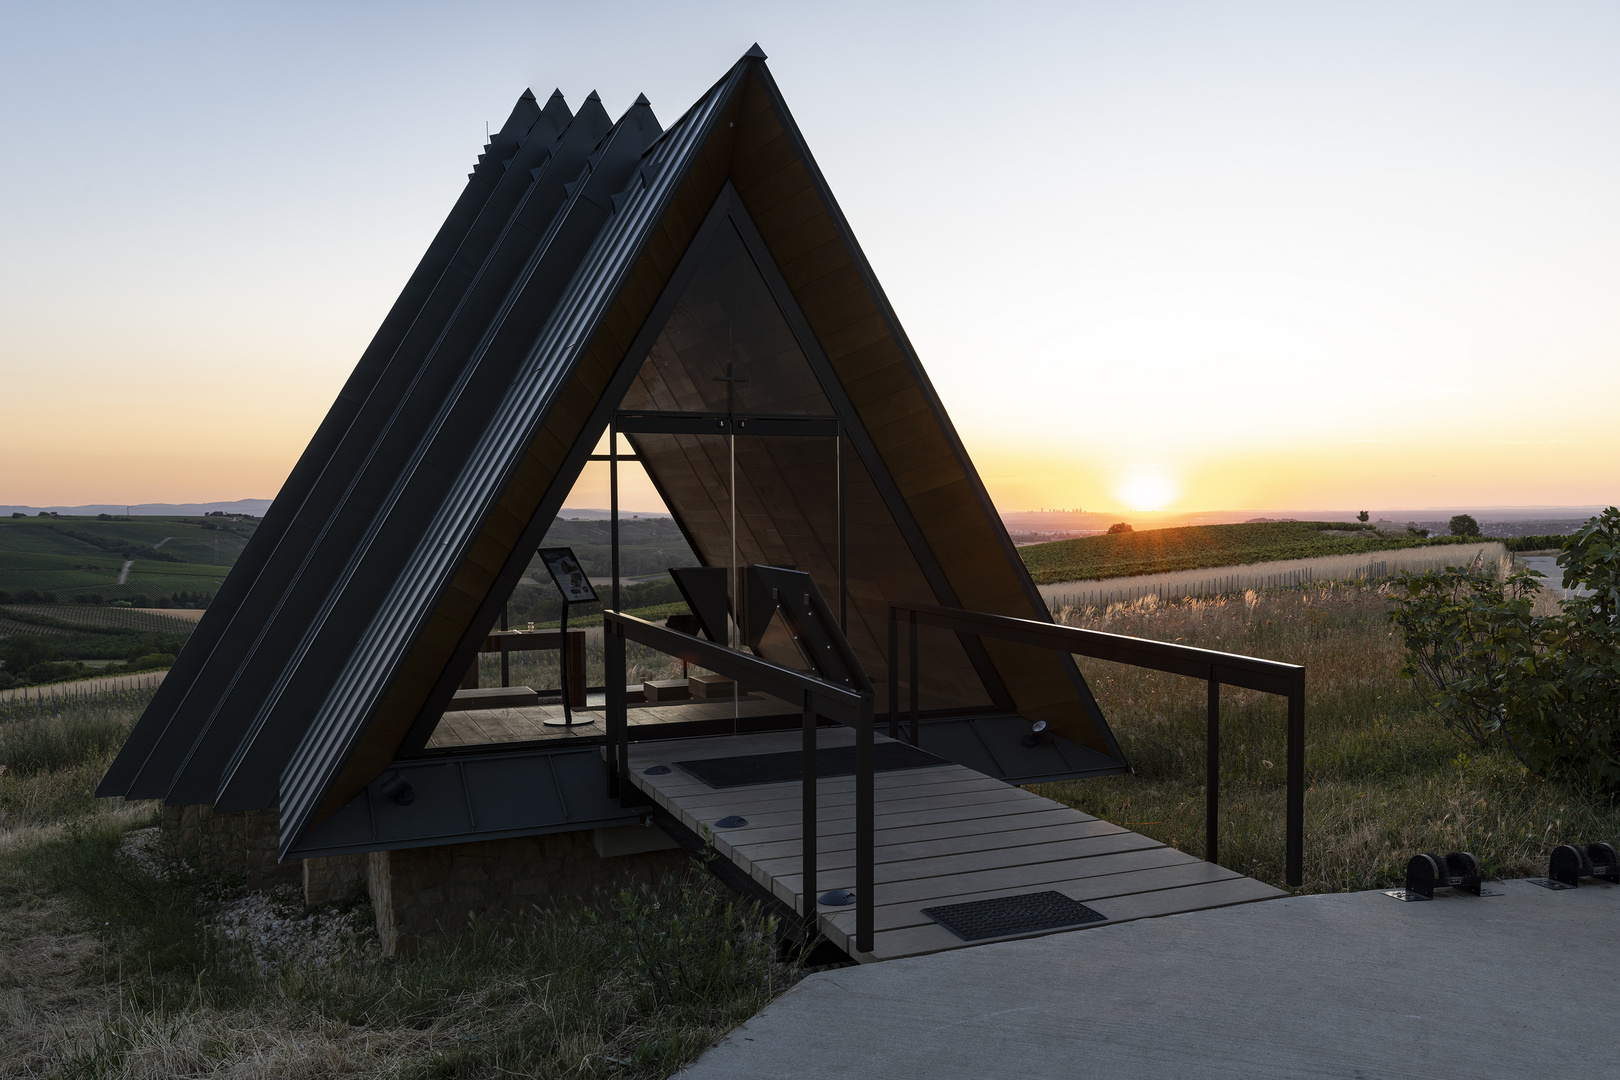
[159, 803, 302, 890]
[366, 825, 686, 956]
[163, 805, 686, 956]
[302, 853, 368, 906]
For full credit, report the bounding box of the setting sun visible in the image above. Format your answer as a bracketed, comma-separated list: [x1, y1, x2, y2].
[1115, 468, 1177, 512]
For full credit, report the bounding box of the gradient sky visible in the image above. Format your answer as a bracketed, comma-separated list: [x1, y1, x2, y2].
[2, 2, 1616, 514]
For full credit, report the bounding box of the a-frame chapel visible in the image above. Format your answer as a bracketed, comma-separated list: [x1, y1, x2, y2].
[101, 47, 1286, 961]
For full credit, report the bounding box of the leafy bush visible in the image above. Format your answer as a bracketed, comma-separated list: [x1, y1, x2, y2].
[1, 633, 52, 672]
[1448, 513, 1481, 537]
[1107, 521, 1134, 534]
[1390, 507, 1620, 787]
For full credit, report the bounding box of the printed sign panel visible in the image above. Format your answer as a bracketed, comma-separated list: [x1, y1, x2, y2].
[538, 547, 599, 605]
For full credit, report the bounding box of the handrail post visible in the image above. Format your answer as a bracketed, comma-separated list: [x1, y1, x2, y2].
[888, 606, 899, 740]
[1205, 670, 1219, 866]
[606, 618, 626, 800]
[1286, 672, 1305, 887]
[908, 611, 919, 747]
[802, 690, 817, 928]
[856, 695, 875, 956]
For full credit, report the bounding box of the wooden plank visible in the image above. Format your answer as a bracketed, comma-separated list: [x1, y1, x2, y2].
[691, 798, 1078, 850]
[757, 830, 1166, 904]
[790, 844, 1201, 912]
[767, 830, 1170, 896]
[739, 817, 1127, 874]
[731, 807, 1106, 862]
[652, 784, 1046, 838]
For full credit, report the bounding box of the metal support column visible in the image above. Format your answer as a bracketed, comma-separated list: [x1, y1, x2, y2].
[1286, 673, 1306, 887]
[855, 696, 875, 955]
[610, 422, 620, 613]
[837, 427, 846, 628]
[607, 622, 626, 800]
[801, 690, 817, 926]
[887, 606, 899, 740]
[908, 611, 919, 747]
[1206, 671, 1220, 866]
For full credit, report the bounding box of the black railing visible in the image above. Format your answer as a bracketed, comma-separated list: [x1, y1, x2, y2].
[603, 610, 876, 953]
[888, 603, 1306, 887]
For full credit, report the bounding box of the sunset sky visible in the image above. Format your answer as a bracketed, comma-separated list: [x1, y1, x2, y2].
[2, 2, 1616, 515]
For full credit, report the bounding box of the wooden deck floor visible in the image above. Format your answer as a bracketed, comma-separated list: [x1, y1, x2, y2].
[627, 728, 1285, 963]
[426, 691, 798, 749]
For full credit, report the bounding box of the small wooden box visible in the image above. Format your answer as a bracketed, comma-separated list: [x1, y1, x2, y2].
[688, 673, 743, 699]
[642, 679, 690, 702]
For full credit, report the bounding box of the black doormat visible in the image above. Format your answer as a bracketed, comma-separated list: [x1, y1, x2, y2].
[674, 743, 947, 789]
[922, 891, 1106, 942]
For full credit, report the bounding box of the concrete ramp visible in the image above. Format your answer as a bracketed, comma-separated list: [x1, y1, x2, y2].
[677, 879, 1617, 1079]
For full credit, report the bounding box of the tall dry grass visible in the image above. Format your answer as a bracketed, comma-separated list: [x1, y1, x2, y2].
[1037, 541, 1508, 609]
[1033, 580, 1620, 893]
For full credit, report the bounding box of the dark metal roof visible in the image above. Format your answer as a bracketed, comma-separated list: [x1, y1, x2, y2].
[96, 88, 556, 801]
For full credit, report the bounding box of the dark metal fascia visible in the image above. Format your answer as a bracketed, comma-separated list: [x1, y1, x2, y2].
[274, 67, 748, 855]
[741, 66, 1122, 761]
[159, 101, 599, 807]
[102, 91, 555, 800]
[214, 102, 651, 813]
[722, 195, 1016, 712]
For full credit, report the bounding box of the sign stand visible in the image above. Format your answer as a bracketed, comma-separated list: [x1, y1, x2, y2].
[538, 546, 599, 727]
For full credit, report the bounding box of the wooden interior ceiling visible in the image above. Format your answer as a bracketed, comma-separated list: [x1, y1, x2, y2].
[620, 219, 993, 709]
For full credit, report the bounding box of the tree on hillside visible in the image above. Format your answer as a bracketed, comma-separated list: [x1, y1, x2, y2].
[1449, 514, 1481, 537]
[1107, 522, 1133, 534]
[1357, 510, 1370, 523]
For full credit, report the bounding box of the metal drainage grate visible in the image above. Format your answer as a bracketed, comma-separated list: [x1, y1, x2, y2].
[922, 891, 1105, 942]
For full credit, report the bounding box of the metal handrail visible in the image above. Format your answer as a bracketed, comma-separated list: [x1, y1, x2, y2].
[603, 610, 876, 953]
[888, 602, 1306, 887]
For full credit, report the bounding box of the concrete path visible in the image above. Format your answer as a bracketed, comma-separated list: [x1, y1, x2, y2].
[679, 879, 1618, 1080]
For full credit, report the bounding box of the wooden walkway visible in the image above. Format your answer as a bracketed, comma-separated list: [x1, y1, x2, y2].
[627, 728, 1284, 963]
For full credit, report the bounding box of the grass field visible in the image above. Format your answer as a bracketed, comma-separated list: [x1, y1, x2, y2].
[0, 692, 798, 1079]
[1037, 543, 1509, 609]
[0, 515, 248, 604]
[2, 579, 1616, 1074]
[1, 605, 201, 635]
[1034, 582, 1620, 892]
[1019, 520, 1484, 584]
[0, 515, 256, 564]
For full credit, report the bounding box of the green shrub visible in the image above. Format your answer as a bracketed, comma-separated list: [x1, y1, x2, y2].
[1448, 513, 1481, 537]
[1390, 507, 1620, 787]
